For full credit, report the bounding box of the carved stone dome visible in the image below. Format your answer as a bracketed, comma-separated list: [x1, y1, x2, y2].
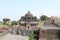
[25, 11, 33, 17]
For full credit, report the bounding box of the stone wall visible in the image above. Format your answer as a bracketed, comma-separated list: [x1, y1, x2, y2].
[39, 29, 60, 40]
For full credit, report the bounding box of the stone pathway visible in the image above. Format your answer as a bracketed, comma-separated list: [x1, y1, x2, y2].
[0, 33, 29, 40]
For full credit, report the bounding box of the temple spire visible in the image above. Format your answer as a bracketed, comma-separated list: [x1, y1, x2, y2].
[27, 11, 31, 14]
[25, 11, 33, 17]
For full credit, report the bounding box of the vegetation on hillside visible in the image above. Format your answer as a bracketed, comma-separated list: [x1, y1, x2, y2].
[29, 30, 39, 40]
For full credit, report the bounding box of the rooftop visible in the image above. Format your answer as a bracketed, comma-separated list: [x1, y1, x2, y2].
[40, 24, 60, 30]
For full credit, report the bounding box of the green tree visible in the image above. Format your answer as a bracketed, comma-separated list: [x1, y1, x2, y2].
[40, 15, 47, 21]
[11, 21, 18, 26]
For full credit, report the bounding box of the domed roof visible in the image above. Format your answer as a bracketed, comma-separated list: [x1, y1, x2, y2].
[25, 11, 33, 17]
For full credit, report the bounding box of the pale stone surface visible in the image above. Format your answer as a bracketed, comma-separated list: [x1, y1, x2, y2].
[0, 33, 29, 40]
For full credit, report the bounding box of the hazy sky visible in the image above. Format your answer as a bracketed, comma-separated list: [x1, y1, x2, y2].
[0, 0, 60, 21]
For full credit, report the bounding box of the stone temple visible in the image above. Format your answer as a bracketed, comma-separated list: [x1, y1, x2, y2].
[18, 11, 38, 36]
[19, 11, 38, 30]
[3, 18, 10, 25]
[11, 11, 39, 36]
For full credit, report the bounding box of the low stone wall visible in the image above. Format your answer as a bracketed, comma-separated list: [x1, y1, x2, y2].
[0, 29, 10, 37]
[11, 29, 33, 36]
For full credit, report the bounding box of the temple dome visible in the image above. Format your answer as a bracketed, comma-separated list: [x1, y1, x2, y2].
[25, 11, 33, 17]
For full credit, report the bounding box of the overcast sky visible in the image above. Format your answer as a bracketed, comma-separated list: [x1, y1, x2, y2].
[0, 0, 60, 21]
